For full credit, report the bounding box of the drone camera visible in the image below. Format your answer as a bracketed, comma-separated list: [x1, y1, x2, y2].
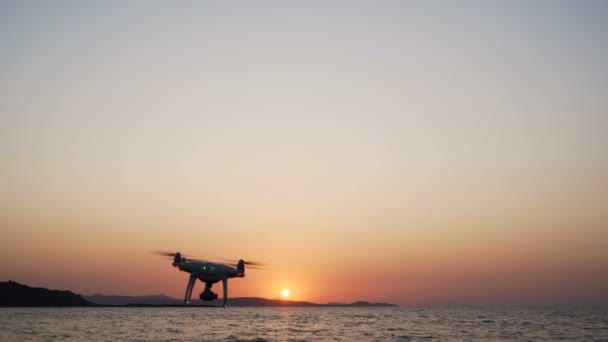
[200, 288, 218, 301]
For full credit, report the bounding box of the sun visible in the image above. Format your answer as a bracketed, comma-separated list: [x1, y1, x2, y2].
[281, 289, 290, 298]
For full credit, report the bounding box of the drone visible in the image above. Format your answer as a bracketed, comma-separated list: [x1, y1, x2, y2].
[155, 251, 264, 307]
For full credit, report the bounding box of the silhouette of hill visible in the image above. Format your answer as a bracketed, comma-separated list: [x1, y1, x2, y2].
[0, 281, 97, 307]
[2, 281, 397, 307]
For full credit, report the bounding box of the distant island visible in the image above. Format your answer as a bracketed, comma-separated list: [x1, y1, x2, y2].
[1, 281, 397, 307]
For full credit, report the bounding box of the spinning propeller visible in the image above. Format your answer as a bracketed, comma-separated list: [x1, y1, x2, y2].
[221, 259, 267, 269]
[152, 250, 208, 263]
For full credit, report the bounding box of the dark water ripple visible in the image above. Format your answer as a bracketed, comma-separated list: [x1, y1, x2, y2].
[1, 307, 607, 341]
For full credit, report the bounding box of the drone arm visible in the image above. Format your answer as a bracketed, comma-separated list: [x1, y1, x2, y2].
[184, 274, 196, 304]
[222, 279, 228, 308]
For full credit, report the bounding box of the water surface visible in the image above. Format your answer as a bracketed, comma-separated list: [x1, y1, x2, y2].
[1, 307, 607, 341]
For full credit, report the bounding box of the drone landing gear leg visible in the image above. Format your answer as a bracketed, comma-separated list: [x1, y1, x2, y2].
[184, 274, 196, 304]
[222, 279, 228, 308]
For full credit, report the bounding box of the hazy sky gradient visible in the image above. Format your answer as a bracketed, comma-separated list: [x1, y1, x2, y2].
[1, 1, 607, 305]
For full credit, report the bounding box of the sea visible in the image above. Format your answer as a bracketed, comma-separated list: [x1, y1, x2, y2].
[1, 307, 607, 341]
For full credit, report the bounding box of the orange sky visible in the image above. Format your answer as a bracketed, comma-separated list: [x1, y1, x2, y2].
[1, 2, 608, 305]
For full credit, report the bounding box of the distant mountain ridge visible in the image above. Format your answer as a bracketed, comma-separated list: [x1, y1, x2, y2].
[1, 281, 397, 307]
[84, 294, 179, 306]
[85, 294, 397, 307]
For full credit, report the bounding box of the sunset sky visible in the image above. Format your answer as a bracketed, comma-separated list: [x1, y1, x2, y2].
[1, 1, 607, 306]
